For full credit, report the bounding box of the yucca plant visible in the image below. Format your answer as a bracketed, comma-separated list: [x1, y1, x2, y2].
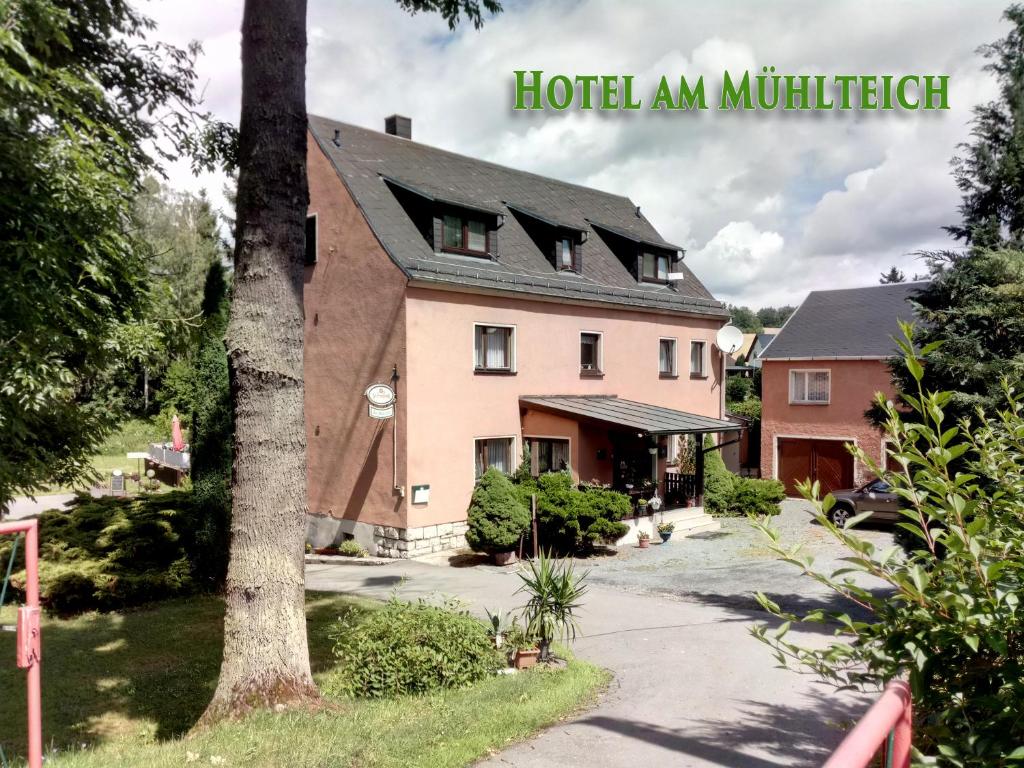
[516, 552, 588, 661]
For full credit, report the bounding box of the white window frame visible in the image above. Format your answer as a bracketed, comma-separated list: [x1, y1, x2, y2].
[473, 435, 517, 480]
[689, 339, 708, 378]
[789, 369, 831, 405]
[473, 323, 517, 373]
[659, 337, 678, 377]
[580, 330, 603, 373]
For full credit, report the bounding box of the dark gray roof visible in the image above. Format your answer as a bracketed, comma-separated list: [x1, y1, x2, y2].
[309, 116, 726, 317]
[759, 282, 925, 360]
[754, 333, 775, 350]
[519, 395, 742, 435]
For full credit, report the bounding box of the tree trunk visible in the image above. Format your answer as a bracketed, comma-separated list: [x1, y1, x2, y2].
[202, 0, 317, 720]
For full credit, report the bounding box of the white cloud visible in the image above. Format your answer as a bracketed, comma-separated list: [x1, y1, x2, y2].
[141, 0, 1009, 305]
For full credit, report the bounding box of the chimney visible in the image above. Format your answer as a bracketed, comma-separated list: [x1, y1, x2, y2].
[385, 114, 412, 140]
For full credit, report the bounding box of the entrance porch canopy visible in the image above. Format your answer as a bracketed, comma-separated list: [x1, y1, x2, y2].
[519, 395, 742, 435]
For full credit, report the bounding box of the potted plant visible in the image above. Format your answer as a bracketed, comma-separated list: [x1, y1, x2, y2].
[657, 521, 675, 543]
[636, 498, 648, 516]
[517, 552, 588, 663]
[637, 530, 651, 549]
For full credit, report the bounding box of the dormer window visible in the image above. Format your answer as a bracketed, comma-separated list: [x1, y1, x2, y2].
[443, 214, 488, 256]
[558, 238, 573, 270]
[642, 251, 669, 282]
[556, 236, 581, 272]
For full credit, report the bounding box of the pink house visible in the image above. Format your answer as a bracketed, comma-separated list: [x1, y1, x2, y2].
[303, 115, 740, 556]
[759, 283, 923, 497]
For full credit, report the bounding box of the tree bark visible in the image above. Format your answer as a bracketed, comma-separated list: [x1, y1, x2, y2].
[202, 0, 317, 720]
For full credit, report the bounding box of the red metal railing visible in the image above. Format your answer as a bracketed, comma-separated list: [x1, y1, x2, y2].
[1, 519, 42, 768]
[823, 681, 912, 768]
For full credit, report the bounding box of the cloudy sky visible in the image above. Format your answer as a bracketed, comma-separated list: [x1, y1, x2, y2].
[147, 0, 1007, 307]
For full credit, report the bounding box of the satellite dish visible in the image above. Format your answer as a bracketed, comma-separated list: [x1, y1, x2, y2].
[716, 324, 744, 355]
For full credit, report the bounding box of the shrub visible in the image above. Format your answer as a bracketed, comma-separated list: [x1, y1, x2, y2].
[730, 477, 784, 516]
[337, 540, 368, 558]
[328, 598, 504, 698]
[752, 327, 1024, 766]
[517, 472, 629, 554]
[725, 375, 752, 403]
[702, 436, 736, 516]
[0, 491, 215, 615]
[466, 468, 530, 554]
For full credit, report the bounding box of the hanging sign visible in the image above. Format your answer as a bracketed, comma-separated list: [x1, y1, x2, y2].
[364, 383, 395, 407]
[368, 404, 395, 419]
[365, 383, 396, 419]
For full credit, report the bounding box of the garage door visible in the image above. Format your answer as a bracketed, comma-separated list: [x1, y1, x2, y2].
[778, 438, 854, 497]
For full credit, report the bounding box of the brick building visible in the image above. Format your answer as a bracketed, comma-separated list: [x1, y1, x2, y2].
[759, 283, 924, 496]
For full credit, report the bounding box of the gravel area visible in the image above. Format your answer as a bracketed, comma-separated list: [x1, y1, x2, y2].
[580, 499, 896, 620]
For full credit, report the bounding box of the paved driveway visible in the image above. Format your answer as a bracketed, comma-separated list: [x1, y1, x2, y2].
[306, 501, 895, 768]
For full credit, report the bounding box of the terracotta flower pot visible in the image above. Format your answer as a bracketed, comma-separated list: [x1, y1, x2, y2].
[638, 538, 650, 549]
[514, 648, 540, 669]
[492, 550, 517, 566]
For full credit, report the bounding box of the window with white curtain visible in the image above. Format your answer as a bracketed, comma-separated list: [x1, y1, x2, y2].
[474, 324, 515, 371]
[790, 370, 830, 404]
[690, 340, 707, 377]
[475, 437, 514, 478]
[659, 338, 677, 376]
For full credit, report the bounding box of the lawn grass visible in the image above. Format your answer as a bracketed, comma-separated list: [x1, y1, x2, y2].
[36, 419, 175, 496]
[0, 593, 609, 767]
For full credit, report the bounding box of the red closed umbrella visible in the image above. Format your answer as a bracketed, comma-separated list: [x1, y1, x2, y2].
[171, 414, 185, 452]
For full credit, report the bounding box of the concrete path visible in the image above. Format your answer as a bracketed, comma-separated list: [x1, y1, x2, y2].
[2, 493, 77, 520]
[306, 506, 876, 768]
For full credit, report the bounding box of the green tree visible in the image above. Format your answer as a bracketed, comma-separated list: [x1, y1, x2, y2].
[756, 306, 795, 328]
[0, 0, 221, 507]
[726, 375, 753, 403]
[188, 264, 233, 587]
[879, 265, 906, 283]
[947, 4, 1024, 248]
[728, 305, 761, 333]
[873, 250, 1024, 425]
[204, 0, 503, 720]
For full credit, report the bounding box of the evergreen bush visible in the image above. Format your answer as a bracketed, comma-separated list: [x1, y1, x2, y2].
[187, 263, 233, 587]
[466, 468, 530, 554]
[517, 472, 629, 553]
[0, 492, 207, 615]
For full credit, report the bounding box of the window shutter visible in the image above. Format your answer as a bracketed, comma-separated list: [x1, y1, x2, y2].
[573, 241, 582, 272]
[530, 440, 540, 476]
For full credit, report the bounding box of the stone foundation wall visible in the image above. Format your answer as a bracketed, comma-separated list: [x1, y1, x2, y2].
[373, 521, 469, 559]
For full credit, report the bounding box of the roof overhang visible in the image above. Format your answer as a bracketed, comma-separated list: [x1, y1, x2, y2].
[505, 202, 587, 237]
[520, 395, 743, 435]
[587, 220, 685, 257]
[380, 174, 504, 217]
[760, 356, 889, 362]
